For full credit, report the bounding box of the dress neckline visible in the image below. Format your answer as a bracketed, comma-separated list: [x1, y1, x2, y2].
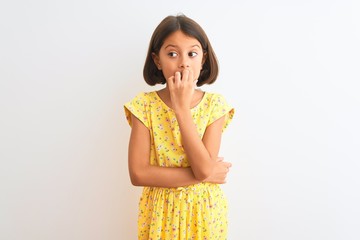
[154, 91, 207, 111]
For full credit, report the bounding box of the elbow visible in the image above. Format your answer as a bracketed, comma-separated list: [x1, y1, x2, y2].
[129, 162, 149, 186]
[130, 177, 141, 186]
[129, 171, 144, 186]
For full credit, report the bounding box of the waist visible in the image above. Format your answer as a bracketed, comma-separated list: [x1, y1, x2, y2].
[144, 182, 221, 195]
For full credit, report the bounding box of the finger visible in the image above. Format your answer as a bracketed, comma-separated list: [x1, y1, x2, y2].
[175, 71, 181, 87]
[226, 162, 232, 168]
[167, 76, 175, 90]
[189, 69, 195, 82]
[220, 161, 231, 167]
[182, 69, 190, 82]
[217, 157, 224, 162]
[175, 71, 181, 81]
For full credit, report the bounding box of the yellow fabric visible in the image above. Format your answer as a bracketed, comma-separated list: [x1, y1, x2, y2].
[124, 91, 234, 240]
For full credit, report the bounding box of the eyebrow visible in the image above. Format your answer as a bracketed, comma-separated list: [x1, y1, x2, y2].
[164, 44, 201, 49]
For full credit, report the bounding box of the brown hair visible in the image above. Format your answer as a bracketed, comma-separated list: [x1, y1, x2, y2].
[143, 14, 219, 86]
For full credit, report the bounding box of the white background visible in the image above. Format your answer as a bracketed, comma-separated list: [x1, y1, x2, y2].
[1, 0, 359, 239]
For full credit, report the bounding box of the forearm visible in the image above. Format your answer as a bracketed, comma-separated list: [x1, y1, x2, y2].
[175, 110, 215, 180]
[130, 165, 201, 188]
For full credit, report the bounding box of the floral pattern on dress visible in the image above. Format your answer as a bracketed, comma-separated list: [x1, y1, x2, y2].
[124, 91, 234, 240]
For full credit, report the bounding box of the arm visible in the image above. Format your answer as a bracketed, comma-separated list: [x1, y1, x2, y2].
[128, 113, 201, 188]
[176, 110, 226, 181]
[168, 70, 230, 181]
[128, 113, 231, 187]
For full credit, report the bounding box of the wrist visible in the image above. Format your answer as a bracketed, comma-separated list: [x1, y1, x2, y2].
[174, 108, 191, 118]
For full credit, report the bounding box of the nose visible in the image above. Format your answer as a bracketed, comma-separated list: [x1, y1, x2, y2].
[179, 56, 190, 69]
[179, 63, 189, 68]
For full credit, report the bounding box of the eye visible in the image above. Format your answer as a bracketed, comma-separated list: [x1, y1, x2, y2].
[168, 52, 178, 57]
[188, 52, 198, 57]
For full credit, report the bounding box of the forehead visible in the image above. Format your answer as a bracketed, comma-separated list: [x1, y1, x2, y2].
[162, 30, 201, 49]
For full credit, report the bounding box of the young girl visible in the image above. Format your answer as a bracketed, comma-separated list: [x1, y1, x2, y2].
[124, 14, 235, 240]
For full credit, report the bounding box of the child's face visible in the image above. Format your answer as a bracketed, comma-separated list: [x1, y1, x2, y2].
[152, 30, 205, 82]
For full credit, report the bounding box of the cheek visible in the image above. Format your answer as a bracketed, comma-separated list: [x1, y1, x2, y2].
[193, 62, 203, 73]
[161, 68, 175, 80]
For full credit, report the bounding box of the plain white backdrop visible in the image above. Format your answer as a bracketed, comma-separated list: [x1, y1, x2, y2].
[1, 0, 359, 239]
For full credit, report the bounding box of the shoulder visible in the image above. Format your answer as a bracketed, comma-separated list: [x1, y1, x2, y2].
[127, 91, 157, 104]
[203, 91, 234, 115]
[124, 91, 158, 128]
[203, 91, 229, 105]
[204, 91, 235, 129]
[131, 91, 155, 99]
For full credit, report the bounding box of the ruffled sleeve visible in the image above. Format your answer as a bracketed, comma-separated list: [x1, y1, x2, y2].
[124, 92, 150, 129]
[207, 93, 235, 132]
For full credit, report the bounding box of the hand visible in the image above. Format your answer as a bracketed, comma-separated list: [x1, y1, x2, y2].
[166, 69, 197, 113]
[204, 157, 232, 184]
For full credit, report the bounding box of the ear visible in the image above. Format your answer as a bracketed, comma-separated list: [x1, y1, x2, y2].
[152, 52, 161, 70]
[201, 51, 207, 66]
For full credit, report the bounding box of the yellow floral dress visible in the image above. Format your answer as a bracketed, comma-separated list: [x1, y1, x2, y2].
[124, 91, 234, 240]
